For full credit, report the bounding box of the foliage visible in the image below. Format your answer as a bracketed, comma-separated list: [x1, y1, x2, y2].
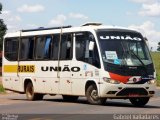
[151, 52, 160, 86]
[0, 2, 7, 51]
[0, 84, 5, 93]
[157, 42, 160, 51]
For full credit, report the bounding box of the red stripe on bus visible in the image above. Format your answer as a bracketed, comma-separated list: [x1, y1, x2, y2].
[109, 72, 131, 83]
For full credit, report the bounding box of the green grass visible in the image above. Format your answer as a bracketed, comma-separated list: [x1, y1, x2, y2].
[151, 52, 160, 86]
[0, 84, 5, 93]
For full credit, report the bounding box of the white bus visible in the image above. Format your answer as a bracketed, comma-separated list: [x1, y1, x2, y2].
[2, 23, 156, 106]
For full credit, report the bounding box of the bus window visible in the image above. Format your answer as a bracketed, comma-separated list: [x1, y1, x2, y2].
[4, 38, 18, 61]
[44, 37, 52, 59]
[76, 33, 86, 61]
[36, 36, 52, 60]
[20, 37, 34, 60]
[52, 35, 59, 60]
[60, 34, 73, 60]
[51, 34, 73, 60]
[76, 32, 100, 68]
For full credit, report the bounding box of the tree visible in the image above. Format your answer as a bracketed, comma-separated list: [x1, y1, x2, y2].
[0, 2, 7, 51]
[150, 47, 153, 52]
[157, 42, 160, 51]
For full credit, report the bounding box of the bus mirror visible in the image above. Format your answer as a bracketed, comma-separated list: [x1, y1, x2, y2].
[144, 37, 149, 47]
[89, 41, 95, 51]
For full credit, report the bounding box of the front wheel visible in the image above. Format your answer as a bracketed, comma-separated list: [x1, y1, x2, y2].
[86, 84, 106, 105]
[129, 97, 150, 107]
[26, 82, 43, 101]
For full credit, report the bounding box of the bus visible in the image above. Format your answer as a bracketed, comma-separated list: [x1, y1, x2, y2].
[2, 23, 156, 106]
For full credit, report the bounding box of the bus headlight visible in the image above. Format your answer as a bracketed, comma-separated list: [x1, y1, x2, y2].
[103, 77, 120, 84]
[147, 80, 156, 84]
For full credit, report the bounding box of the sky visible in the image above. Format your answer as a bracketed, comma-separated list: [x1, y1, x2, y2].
[0, 0, 160, 51]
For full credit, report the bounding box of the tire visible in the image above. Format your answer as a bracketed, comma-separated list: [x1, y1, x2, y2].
[26, 82, 43, 101]
[86, 84, 106, 105]
[62, 95, 79, 102]
[129, 97, 150, 107]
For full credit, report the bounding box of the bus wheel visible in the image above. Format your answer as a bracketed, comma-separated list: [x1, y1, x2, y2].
[86, 84, 106, 105]
[129, 97, 150, 107]
[26, 82, 43, 101]
[62, 95, 79, 102]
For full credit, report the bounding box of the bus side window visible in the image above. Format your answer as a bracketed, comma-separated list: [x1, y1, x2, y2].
[20, 37, 34, 60]
[44, 37, 52, 59]
[76, 32, 100, 68]
[36, 36, 52, 60]
[51, 33, 73, 60]
[4, 38, 18, 61]
[60, 34, 73, 60]
[75, 33, 86, 61]
[52, 35, 59, 60]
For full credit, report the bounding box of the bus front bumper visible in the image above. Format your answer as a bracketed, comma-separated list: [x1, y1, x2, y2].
[99, 82, 156, 98]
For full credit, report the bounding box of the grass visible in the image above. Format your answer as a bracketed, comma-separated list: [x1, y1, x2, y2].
[0, 84, 5, 93]
[151, 52, 160, 86]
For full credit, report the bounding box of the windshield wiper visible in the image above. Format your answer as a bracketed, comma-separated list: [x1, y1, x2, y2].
[129, 49, 148, 76]
[121, 41, 148, 76]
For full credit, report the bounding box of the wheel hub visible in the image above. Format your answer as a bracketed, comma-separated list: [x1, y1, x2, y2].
[91, 90, 98, 100]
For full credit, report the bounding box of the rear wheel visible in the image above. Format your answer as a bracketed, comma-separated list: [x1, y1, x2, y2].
[129, 97, 150, 107]
[62, 95, 79, 102]
[26, 82, 43, 101]
[86, 84, 106, 105]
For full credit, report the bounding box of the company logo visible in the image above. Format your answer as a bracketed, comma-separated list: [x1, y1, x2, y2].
[41, 65, 80, 72]
[127, 76, 141, 83]
[100, 35, 142, 41]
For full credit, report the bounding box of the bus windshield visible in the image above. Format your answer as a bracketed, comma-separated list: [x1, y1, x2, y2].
[97, 30, 152, 66]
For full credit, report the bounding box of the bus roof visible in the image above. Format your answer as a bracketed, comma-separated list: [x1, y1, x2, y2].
[5, 23, 140, 38]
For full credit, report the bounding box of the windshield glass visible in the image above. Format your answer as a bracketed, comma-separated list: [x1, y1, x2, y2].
[97, 30, 152, 66]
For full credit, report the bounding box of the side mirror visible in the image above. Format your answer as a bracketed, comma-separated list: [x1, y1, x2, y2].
[144, 37, 149, 47]
[89, 41, 95, 51]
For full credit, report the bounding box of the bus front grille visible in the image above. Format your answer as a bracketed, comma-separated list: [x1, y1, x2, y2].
[116, 88, 148, 96]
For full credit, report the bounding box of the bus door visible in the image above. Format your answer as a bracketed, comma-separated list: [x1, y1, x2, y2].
[71, 32, 101, 96]
[58, 33, 73, 95]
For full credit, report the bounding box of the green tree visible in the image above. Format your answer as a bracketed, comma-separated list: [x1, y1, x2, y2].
[157, 42, 160, 51]
[0, 3, 7, 51]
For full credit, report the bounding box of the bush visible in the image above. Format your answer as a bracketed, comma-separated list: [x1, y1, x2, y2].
[0, 84, 5, 93]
